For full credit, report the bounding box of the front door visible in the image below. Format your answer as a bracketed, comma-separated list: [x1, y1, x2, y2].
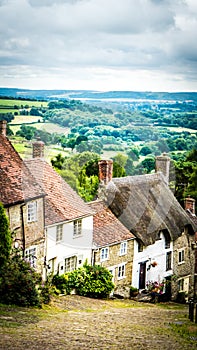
[139, 262, 146, 289]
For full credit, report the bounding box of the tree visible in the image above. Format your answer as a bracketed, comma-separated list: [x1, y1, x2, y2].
[140, 157, 155, 174]
[140, 146, 152, 156]
[0, 202, 12, 268]
[51, 153, 66, 170]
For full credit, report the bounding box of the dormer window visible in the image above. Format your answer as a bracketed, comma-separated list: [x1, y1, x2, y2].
[163, 230, 171, 249]
[138, 241, 143, 252]
[27, 201, 37, 222]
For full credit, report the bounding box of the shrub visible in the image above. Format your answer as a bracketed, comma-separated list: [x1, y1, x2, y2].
[0, 253, 41, 307]
[52, 274, 70, 294]
[52, 262, 114, 299]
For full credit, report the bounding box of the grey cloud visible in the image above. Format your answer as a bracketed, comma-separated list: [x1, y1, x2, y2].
[28, 0, 84, 7]
[0, 0, 196, 90]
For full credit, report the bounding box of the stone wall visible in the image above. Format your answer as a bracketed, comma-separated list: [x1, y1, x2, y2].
[172, 228, 196, 300]
[94, 239, 134, 297]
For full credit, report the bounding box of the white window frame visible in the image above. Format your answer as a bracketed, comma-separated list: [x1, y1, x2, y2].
[56, 224, 63, 242]
[120, 241, 127, 256]
[25, 246, 37, 268]
[118, 263, 126, 279]
[166, 251, 172, 271]
[73, 220, 82, 236]
[178, 278, 184, 292]
[27, 201, 37, 222]
[100, 247, 109, 261]
[65, 256, 77, 272]
[178, 249, 185, 264]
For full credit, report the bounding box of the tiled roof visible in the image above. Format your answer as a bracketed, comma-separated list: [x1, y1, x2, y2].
[99, 172, 197, 246]
[88, 200, 134, 247]
[25, 158, 94, 226]
[0, 135, 45, 206]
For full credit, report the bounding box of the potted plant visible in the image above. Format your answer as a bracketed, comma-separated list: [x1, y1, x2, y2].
[130, 286, 139, 297]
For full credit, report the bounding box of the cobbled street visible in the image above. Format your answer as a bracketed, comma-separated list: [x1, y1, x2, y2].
[0, 296, 196, 350]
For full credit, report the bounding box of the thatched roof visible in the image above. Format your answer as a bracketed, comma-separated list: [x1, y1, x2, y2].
[99, 172, 197, 246]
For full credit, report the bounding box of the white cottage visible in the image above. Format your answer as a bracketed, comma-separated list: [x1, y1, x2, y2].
[25, 141, 94, 277]
[98, 157, 196, 298]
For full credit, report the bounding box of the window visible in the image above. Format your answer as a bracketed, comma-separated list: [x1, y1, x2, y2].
[178, 278, 184, 292]
[73, 220, 82, 236]
[120, 241, 127, 255]
[25, 247, 37, 268]
[118, 263, 126, 279]
[65, 256, 77, 272]
[100, 247, 109, 261]
[27, 201, 37, 222]
[56, 225, 63, 242]
[178, 249, 185, 264]
[138, 241, 143, 252]
[163, 230, 171, 249]
[166, 251, 172, 271]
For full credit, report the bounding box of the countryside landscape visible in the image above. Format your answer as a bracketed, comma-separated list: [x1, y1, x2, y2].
[0, 87, 197, 349]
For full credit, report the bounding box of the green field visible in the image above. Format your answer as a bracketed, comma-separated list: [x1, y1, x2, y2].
[12, 140, 71, 161]
[0, 98, 48, 108]
[10, 119, 69, 135]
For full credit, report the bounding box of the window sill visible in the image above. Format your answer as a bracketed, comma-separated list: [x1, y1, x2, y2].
[117, 276, 126, 280]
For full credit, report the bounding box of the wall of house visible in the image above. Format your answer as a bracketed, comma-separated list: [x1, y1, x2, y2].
[94, 239, 134, 297]
[46, 215, 93, 275]
[132, 232, 173, 290]
[6, 198, 45, 276]
[172, 229, 195, 301]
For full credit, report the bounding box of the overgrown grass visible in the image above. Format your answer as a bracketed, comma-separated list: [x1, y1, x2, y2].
[169, 321, 197, 343]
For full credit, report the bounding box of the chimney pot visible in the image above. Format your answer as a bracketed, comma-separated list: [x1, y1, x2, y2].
[32, 139, 45, 158]
[184, 196, 195, 215]
[98, 160, 113, 185]
[0, 120, 7, 136]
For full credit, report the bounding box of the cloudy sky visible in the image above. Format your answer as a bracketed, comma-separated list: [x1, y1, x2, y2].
[0, 0, 197, 91]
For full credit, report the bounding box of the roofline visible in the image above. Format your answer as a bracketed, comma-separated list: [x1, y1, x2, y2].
[45, 213, 93, 228]
[3, 194, 45, 208]
[93, 237, 135, 249]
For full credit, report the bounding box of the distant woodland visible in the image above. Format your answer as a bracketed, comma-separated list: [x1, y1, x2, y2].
[0, 91, 196, 205]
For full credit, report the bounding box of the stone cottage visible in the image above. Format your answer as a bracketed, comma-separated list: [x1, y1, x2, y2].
[88, 199, 135, 297]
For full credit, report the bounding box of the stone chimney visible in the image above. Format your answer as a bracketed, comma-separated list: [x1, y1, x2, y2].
[32, 139, 44, 158]
[155, 153, 171, 185]
[98, 160, 113, 185]
[0, 120, 7, 136]
[184, 196, 195, 215]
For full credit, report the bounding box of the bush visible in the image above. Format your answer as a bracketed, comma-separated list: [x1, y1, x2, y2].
[0, 253, 41, 307]
[52, 274, 70, 294]
[52, 263, 114, 299]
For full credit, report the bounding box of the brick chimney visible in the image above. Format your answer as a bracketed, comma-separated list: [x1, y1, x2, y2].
[155, 153, 171, 185]
[32, 139, 44, 158]
[98, 160, 113, 184]
[0, 120, 7, 136]
[184, 196, 195, 215]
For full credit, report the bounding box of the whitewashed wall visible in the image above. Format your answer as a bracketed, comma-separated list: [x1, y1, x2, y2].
[45, 215, 93, 275]
[132, 232, 173, 289]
